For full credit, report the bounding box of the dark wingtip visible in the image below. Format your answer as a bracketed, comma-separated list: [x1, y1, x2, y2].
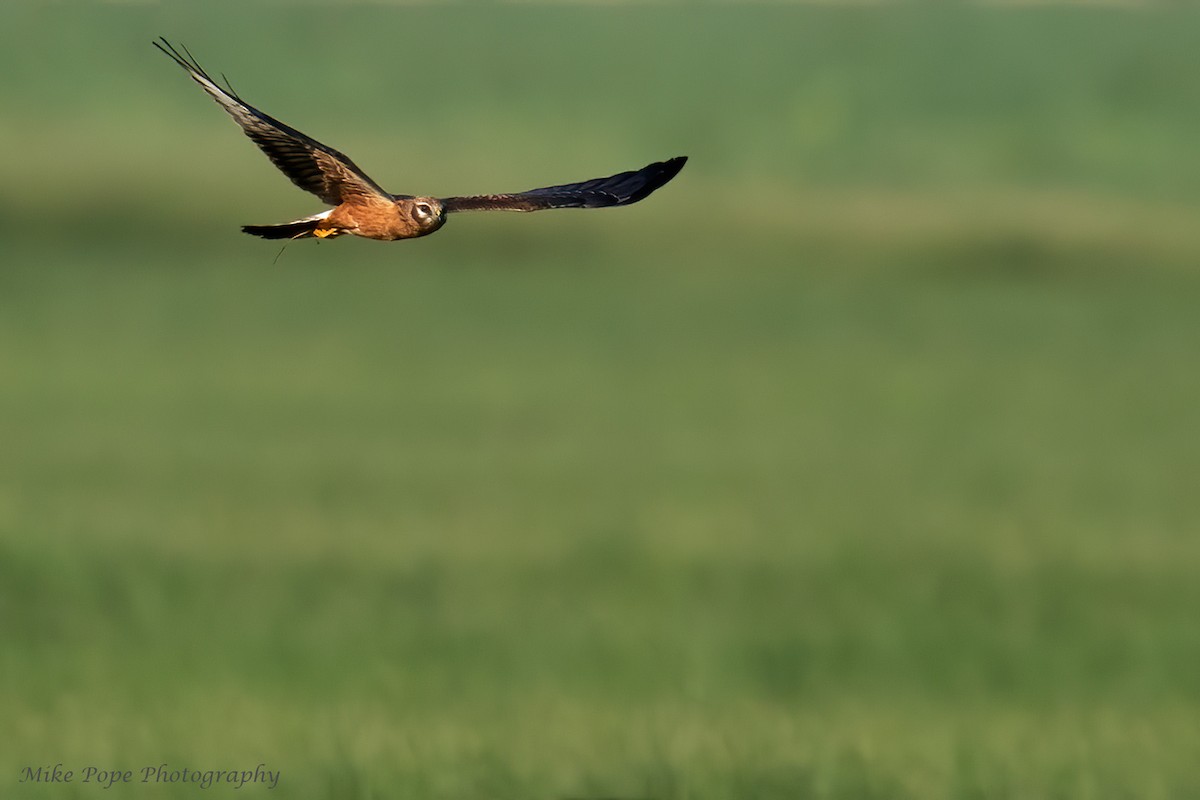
[622, 156, 687, 205]
[154, 37, 222, 89]
[153, 37, 181, 62]
[658, 155, 687, 183]
[153, 37, 196, 75]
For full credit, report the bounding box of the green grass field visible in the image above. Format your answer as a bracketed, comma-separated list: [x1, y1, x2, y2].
[3, 3, 1200, 798]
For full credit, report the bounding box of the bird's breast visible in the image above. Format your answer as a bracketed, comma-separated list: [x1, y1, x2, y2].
[330, 201, 422, 241]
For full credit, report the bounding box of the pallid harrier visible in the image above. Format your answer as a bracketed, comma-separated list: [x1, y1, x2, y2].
[155, 39, 686, 243]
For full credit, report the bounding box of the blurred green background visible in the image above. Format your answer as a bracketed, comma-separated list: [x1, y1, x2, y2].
[3, 2, 1200, 798]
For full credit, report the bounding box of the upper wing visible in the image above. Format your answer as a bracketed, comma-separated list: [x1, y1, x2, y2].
[155, 38, 390, 206]
[440, 157, 686, 213]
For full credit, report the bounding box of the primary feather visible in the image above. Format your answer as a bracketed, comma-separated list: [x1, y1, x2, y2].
[440, 157, 687, 213]
[154, 38, 389, 206]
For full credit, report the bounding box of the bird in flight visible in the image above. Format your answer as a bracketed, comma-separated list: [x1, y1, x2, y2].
[155, 39, 686, 243]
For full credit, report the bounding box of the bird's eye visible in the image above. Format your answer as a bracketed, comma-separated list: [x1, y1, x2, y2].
[415, 203, 432, 218]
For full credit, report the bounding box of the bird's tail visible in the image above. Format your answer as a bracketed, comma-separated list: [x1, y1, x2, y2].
[242, 211, 331, 240]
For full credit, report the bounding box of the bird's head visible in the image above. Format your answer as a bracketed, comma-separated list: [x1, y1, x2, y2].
[406, 197, 446, 236]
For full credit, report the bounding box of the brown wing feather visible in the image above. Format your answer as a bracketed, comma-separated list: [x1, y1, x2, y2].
[440, 157, 686, 213]
[155, 38, 390, 206]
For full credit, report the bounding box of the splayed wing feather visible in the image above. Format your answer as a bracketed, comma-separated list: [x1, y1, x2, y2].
[154, 38, 389, 206]
[439, 157, 687, 213]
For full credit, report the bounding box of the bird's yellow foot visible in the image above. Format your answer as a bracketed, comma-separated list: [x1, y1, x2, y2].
[313, 227, 337, 239]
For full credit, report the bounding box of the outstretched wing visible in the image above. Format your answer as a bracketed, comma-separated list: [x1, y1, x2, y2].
[155, 38, 390, 206]
[440, 157, 686, 213]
